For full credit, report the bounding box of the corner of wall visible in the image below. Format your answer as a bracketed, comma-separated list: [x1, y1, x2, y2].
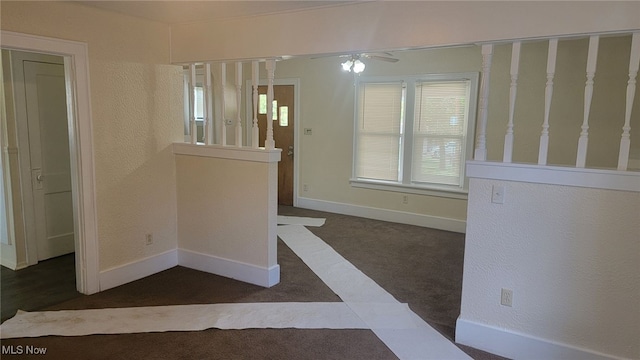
[99, 250, 178, 291]
[178, 249, 279, 288]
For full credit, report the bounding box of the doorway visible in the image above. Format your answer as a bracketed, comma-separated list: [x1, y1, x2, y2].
[1, 30, 99, 295]
[257, 84, 295, 205]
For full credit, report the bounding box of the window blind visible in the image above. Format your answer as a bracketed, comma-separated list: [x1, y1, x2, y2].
[356, 82, 404, 181]
[412, 81, 469, 186]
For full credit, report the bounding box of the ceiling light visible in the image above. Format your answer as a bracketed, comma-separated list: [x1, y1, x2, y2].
[341, 57, 366, 73]
[353, 59, 365, 73]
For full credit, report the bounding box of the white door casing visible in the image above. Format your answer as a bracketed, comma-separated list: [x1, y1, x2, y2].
[1, 30, 99, 295]
[23, 60, 75, 261]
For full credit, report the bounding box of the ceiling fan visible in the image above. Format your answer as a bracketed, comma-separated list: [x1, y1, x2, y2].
[313, 52, 399, 73]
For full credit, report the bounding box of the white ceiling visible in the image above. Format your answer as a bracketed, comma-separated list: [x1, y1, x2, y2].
[76, 1, 359, 25]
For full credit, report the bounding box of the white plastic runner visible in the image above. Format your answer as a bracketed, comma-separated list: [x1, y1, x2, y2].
[1, 303, 366, 339]
[277, 215, 326, 227]
[0, 223, 471, 359]
[278, 225, 471, 360]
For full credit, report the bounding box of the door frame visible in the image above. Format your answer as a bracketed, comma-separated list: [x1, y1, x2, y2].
[245, 77, 300, 207]
[1, 31, 99, 295]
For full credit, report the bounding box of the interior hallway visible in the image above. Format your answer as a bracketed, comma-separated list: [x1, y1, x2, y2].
[1, 206, 505, 359]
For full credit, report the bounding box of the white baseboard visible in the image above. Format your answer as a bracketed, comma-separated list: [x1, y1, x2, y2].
[98, 248, 280, 292]
[0, 258, 17, 270]
[455, 318, 626, 360]
[178, 248, 280, 288]
[99, 249, 178, 291]
[296, 197, 466, 233]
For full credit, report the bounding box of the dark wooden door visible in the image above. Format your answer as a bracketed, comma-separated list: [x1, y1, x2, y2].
[257, 85, 294, 205]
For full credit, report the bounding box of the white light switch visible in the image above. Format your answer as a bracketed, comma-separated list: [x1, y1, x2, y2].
[492, 185, 505, 204]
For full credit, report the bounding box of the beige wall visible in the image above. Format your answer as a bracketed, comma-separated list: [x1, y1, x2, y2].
[486, 35, 640, 167]
[0, 1, 184, 271]
[175, 154, 277, 268]
[274, 34, 638, 223]
[171, 1, 640, 63]
[171, 2, 639, 227]
[1, 0, 637, 279]
[275, 46, 482, 222]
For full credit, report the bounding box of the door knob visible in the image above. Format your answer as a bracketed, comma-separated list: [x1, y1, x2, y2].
[33, 169, 44, 190]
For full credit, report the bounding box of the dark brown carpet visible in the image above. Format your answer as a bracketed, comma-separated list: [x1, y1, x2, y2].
[1, 206, 507, 359]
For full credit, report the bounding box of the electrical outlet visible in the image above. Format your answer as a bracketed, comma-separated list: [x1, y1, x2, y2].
[402, 195, 409, 204]
[303, 184, 309, 192]
[501, 288, 513, 307]
[145, 233, 153, 246]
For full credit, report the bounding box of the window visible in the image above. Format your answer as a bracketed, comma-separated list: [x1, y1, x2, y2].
[352, 73, 478, 197]
[183, 67, 206, 143]
[194, 86, 204, 121]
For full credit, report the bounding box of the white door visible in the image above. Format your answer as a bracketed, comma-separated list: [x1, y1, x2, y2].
[23, 60, 74, 261]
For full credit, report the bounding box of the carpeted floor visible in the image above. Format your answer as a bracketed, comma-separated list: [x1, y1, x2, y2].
[0, 206, 507, 359]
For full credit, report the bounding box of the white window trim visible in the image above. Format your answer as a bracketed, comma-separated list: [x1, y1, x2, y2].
[351, 72, 478, 199]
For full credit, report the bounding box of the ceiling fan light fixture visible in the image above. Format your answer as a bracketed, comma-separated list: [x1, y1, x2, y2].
[340, 58, 365, 73]
[341, 60, 353, 71]
[353, 59, 365, 73]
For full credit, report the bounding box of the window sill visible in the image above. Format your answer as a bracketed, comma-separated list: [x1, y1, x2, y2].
[349, 179, 468, 200]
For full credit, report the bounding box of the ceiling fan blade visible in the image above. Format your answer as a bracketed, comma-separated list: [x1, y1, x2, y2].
[311, 52, 398, 63]
[310, 53, 353, 60]
[367, 55, 399, 63]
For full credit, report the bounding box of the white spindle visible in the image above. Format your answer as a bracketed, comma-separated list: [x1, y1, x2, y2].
[235, 62, 243, 147]
[503, 41, 521, 163]
[474, 44, 494, 161]
[252, 61, 260, 148]
[618, 32, 640, 171]
[538, 38, 558, 165]
[204, 63, 213, 145]
[220, 63, 227, 146]
[265, 59, 276, 150]
[188, 64, 197, 144]
[576, 35, 599, 168]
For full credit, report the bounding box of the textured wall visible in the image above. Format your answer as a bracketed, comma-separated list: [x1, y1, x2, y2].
[460, 178, 640, 359]
[0, 2, 184, 270]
